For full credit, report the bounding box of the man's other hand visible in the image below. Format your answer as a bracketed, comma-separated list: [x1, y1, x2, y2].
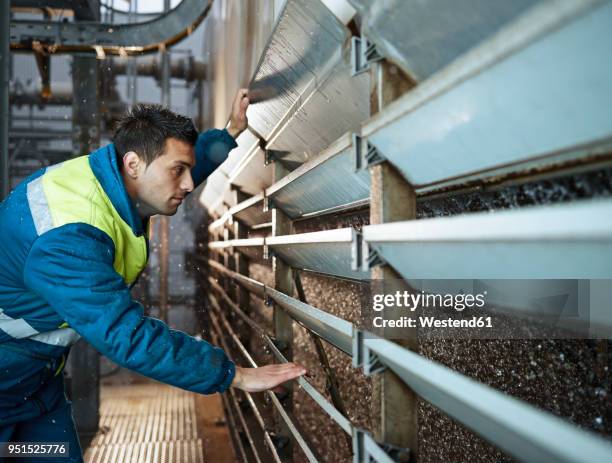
[231, 363, 307, 393]
[227, 88, 249, 139]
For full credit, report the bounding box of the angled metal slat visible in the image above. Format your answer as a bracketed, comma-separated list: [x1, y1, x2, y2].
[266, 133, 370, 219]
[267, 228, 368, 280]
[209, 238, 266, 261]
[349, 0, 537, 81]
[362, 199, 612, 280]
[359, 0, 612, 191]
[363, 335, 612, 463]
[247, 0, 370, 165]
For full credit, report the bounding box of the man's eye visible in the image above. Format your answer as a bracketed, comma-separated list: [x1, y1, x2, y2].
[174, 167, 184, 175]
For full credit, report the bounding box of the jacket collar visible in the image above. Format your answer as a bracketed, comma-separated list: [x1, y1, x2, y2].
[88, 143, 145, 237]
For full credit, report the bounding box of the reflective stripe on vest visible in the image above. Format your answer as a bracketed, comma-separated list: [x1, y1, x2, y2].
[26, 156, 147, 284]
[0, 309, 80, 347]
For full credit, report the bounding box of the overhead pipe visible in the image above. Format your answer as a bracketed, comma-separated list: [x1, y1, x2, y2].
[10, 0, 213, 56]
[110, 56, 206, 83]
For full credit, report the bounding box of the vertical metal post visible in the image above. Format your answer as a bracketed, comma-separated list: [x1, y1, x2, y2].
[72, 56, 100, 156]
[1, 1, 11, 199]
[158, 0, 171, 324]
[161, 0, 171, 108]
[67, 340, 100, 446]
[271, 158, 294, 462]
[369, 60, 418, 457]
[233, 189, 251, 342]
[68, 8, 101, 442]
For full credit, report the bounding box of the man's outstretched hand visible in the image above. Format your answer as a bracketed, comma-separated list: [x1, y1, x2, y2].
[231, 363, 307, 393]
[227, 88, 250, 139]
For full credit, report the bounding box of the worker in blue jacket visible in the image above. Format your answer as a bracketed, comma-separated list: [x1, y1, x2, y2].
[0, 89, 306, 461]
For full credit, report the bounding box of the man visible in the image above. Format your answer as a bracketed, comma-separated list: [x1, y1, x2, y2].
[0, 89, 305, 461]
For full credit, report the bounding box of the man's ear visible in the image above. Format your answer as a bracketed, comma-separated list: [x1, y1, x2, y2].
[123, 151, 141, 179]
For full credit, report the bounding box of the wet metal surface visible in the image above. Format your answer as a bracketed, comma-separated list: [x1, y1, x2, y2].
[362, 2, 612, 190]
[248, 0, 370, 166]
[349, 0, 536, 81]
[267, 133, 370, 219]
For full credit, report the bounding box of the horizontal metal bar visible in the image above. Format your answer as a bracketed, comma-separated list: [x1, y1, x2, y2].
[264, 335, 352, 435]
[210, 280, 396, 463]
[208, 259, 354, 355]
[251, 222, 273, 230]
[10, 0, 213, 56]
[219, 393, 249, 463]
[268, 228, 367, 281]
[228, 387, 264, 463]
[208, 259, 266, 298]
[265, 288, 353, 357]
[360, 0, 612, 191]
[241, 390, 283, 463]
[209, 238, 266, 249]
[266, 228, 355, 246]
[208, 295, 321, 463]
[362, 199, 612, 278]
[264, 133, 370, 219]
[208, 277, 271, 337]
[363, 334, 612, 463]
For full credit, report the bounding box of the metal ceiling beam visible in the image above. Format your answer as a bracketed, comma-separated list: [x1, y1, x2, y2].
[12, 1, 100, 21]
[10, 0, 212, 56]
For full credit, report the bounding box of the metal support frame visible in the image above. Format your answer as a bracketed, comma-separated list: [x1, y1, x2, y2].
[66, 7, 100, 439]
[220, 387, 249, 462]
[10, 0, 213, 56]
[351, 36, 383, 76]
[208, 277, 400, 463]
[368, 55, 419, 455]
[208, 294, 320, 462]
[208, 257, 612, 463]
[271, 160, 295, 462]
[353, 133, 384, 171]
[233, 189, 251, 342]
[0, 0, 9, 199]
[71, 55, 99, 156]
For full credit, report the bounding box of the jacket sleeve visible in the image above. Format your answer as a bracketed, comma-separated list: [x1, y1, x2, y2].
[191, 129, 238, 187]
[23, 223, 235, 394]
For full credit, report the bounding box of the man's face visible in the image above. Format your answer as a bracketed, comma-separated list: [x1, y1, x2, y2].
[135, 137, 195, 216]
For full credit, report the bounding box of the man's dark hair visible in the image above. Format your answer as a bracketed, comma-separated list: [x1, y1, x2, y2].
[113, 104, 198, 165]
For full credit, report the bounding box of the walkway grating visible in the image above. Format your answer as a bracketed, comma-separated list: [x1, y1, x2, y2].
[85, 382, 205, 463]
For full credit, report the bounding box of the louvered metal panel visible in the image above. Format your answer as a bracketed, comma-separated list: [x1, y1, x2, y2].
[360, 0, 612, 192]
[267, 228, 367, 280]
[362, 199, 612, 280]
[349, 0, 537, 81]
[266, 133, 370, 219]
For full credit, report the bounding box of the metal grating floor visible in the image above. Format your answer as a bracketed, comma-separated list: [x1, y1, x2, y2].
[84, 382, 204, 463]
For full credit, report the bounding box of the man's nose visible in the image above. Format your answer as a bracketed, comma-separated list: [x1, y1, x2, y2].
[181, 172, 194, 193]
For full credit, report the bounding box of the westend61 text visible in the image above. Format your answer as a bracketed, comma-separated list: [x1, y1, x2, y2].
[373, 316, 493, 328]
